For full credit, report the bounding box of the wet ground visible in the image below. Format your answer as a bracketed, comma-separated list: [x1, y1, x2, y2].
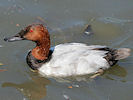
[0, 0, 133, 100]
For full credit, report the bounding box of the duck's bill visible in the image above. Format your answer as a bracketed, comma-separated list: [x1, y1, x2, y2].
[4, 30, 26, 42]
[4, 36, 24, 42]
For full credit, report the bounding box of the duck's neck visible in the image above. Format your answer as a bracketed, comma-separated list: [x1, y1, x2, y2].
[31, 35, 50, 61]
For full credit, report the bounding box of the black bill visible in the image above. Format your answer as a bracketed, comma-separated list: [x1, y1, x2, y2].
[4, 29, 27, 42]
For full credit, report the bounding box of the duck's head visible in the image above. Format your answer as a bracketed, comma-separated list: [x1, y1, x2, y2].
[4, 24, 49, 43]
[4, 24, 50, 61]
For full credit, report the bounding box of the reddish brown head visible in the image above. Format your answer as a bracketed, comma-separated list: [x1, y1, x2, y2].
[23, 24, 49, 42]
[4, 24, 51, 60]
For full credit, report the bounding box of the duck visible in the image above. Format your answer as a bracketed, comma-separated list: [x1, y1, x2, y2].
[4, 24, 131, 78]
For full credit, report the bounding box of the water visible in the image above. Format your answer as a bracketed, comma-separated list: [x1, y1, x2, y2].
[0, 0, 133, 100]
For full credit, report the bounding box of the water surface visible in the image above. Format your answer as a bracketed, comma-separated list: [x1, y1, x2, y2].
[0, 0, 133, 100]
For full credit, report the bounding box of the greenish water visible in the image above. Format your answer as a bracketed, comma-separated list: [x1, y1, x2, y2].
[0, 0, 133, 100]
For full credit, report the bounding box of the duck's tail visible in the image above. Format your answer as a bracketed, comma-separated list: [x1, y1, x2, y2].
[115, 48, 131, 60]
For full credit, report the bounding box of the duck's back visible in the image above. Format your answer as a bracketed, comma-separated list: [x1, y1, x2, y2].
[38, 43, 110, 77]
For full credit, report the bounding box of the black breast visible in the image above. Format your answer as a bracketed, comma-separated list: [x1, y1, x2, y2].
[26, 50, 53, 70]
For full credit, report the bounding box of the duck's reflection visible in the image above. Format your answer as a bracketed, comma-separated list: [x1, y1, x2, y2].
[103, 64, 127, 80]
[2, 72, 50, 100]
[1, 65, 127, 100]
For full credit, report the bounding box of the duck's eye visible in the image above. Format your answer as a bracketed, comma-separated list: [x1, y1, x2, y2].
[29, 29, 33, 32]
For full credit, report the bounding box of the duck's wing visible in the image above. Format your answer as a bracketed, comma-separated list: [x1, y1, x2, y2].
[52, 43, 107, 55]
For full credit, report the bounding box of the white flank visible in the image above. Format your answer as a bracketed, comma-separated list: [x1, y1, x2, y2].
[39, 43, 110, 77]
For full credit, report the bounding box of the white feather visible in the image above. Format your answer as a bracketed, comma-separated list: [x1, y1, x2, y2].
[38, 43, 110, 77]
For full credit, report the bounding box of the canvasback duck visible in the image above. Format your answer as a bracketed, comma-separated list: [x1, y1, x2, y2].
[4, 24, 131, 78]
